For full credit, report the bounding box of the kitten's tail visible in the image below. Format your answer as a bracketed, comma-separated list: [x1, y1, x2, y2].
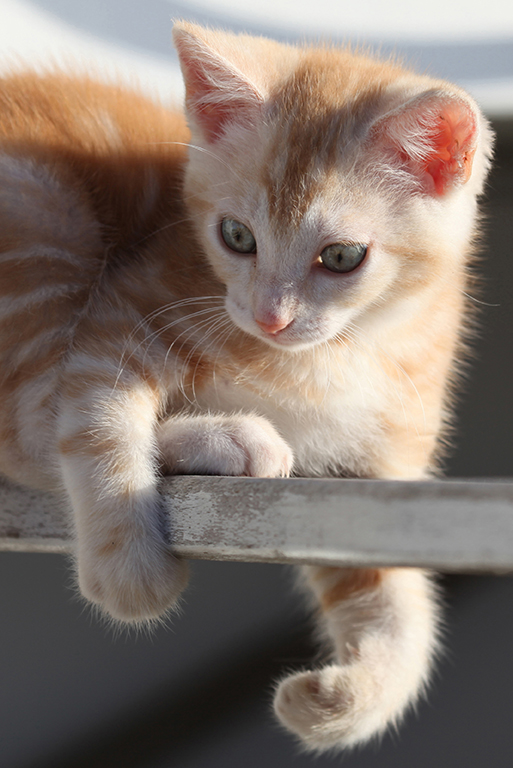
[274, 567, 439, 751]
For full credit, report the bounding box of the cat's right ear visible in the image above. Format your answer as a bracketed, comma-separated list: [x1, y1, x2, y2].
[173, 22, 265, 143]
[368, 89, 489, 197]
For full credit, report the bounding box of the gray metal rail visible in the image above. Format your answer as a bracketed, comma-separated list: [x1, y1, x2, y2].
[1, 476, 512, 572]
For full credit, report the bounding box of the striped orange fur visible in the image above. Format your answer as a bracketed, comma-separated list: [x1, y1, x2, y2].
[0, 22, 493, 752]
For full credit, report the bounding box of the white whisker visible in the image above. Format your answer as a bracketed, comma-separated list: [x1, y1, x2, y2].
[146, 141, 231, 170]
[188, 317, 235, 405]
[462, 291, 500, 308]
[113, 297, 225, 391]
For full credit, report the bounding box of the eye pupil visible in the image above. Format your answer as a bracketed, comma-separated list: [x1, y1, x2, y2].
[320, 243, 367, 273]
[221, 218, 256, 254]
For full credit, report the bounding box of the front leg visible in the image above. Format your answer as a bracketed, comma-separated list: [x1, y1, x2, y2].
[58, 375, 188, 623]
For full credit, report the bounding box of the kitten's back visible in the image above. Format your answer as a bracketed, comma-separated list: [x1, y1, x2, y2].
[0, 74, 191, 485]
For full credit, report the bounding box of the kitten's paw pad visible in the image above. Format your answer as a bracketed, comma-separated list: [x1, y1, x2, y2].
[79, 543, 189, 623]
[274, 665, 382, 750]
[159, 414, 293, 477]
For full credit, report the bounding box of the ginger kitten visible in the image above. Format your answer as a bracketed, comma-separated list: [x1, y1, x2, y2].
[0, 22, 492, 751]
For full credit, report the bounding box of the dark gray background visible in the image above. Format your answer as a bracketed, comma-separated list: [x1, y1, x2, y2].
[1, 3, 512, 766]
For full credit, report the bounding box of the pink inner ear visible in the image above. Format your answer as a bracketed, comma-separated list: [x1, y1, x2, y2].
[419, 102, 477, 195]
[178, 49, 232, 142]
[174, 33, 263, 144]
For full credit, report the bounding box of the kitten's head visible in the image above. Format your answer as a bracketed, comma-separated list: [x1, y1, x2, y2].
[174, 23, 493, 353]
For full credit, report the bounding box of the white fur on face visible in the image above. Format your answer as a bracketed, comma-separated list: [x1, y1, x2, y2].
[186, 148, 435, 353]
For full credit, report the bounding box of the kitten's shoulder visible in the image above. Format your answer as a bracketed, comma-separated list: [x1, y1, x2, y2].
[0, 71, 192, 248]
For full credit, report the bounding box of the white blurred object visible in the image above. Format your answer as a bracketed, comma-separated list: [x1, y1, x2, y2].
[189, 0, 513, 42]
[0, 0, 184, 103]
[0, 0, 511, 114]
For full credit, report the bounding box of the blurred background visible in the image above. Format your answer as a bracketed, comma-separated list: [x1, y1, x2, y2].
[0, 1, 512, 766]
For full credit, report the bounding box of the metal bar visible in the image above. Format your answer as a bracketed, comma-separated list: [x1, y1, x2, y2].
[1, 475, 512, 571]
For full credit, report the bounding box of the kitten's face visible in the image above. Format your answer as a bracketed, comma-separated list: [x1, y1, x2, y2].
[185, 137, 409, 353]
[176, 24, 488, 354]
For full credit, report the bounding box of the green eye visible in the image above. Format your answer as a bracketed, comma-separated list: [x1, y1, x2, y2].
[221, 218, 256, 254]
[320, 243, 367, 273]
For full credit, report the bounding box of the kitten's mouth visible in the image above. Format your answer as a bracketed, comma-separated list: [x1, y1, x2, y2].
[254, 316, 298, 345]
[260, 330, 293, 346]
[256, 325, 316, 351]
[257, 322, 295, 345]
[227, 299, 312, 349]
[259, 326, 292, 344]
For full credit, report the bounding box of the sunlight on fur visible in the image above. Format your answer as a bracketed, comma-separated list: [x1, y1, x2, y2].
[0, 21, 493, 752]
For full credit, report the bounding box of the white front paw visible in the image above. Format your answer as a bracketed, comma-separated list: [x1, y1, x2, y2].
[78, 532, 189, 623]
[158, 414, 293, 477]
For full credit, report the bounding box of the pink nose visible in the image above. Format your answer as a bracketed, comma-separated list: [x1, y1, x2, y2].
[255, 318, 292, 335]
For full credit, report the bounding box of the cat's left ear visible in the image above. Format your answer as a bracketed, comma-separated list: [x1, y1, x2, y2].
[173, 22, 265, 143]
[370, 90, 481, 196]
